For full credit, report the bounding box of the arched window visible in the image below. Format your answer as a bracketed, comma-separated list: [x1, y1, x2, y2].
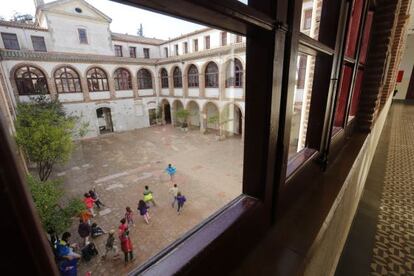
[54, 66, 81, 93]
[160, 68, 168, 88]
[114, 68, 132, 90]
[173, 67, 182, 88]
[205, 62, 218, 88]
[187, 65, 199, 88]
[226, 59, 243, 88]
[137, 69, 153, 89]
[86, 67, 108, 92]
[15, 65, 49, 95]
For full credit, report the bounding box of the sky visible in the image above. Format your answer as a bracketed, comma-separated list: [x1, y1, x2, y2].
[0, 0, 210, 40]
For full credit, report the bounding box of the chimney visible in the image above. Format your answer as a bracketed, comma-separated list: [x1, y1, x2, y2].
[33, 0, 45, 8]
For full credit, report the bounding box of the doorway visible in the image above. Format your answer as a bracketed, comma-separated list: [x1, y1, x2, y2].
[96, 107, 114, 134]
[164, 103, 171, 124]
[406, 65, 414, 100]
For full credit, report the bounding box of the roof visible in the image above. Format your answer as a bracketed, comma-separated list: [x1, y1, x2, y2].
[38, 0, 112, 23]
[160, 27, 213, 44]
[0, 20, 48, 31]
[111, 33, 165, 45]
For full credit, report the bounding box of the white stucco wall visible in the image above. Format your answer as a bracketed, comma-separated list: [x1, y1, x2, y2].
[188, 88, 200, 97]
[205, 88, 219, 98]
[0, 26, 52, 52]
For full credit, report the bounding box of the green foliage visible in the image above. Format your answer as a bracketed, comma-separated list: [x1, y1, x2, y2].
[27, 175, 85, 234]
[15, 95, 75, 181]
[175, 108, 190, 127]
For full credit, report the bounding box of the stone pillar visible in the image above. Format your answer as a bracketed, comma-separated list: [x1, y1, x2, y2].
[168, 76, 174, 96]
[131, 75, 139, 98]
[80, 77, 90, 102]
[108, 77, 116, 99]
[241, 116, 245, 142]
[200, 73, 205, 98]
[219, 70, 226, 101]
[200, 110, 206, 133]
[47, 78, 58, 101]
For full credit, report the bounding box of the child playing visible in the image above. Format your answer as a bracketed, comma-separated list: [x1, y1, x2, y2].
[143, 185, 156, 206]
[137, 200, 151, 224]
[125, 207, 135, 227]
[89, 188, 105, 209]
[165, 164, 176, 181]
[83, 193, 96, 216]
[91, 223, 106, 238]
[176, 192, 187, 215]
[169, 184, 179, 208]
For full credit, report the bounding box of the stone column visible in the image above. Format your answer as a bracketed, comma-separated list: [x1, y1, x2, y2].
[108, 77, 116, 99]
[131, 75, 139, 98]
[219, 70, 225, 101]
[200, 110, 206, 134]
[80, 77, 90, 102]
[200, 73, 205, 98]
[168, 76, 174, 97]
[47, 78, 58, 101]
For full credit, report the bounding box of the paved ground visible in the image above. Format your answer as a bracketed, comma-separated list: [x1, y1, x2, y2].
[52, 125, 243, 275]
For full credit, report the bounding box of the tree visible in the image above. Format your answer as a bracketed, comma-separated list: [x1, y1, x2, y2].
[15, 95, 75, 181]
[27, 174, 85, 235]
[175, 108, 190, 128]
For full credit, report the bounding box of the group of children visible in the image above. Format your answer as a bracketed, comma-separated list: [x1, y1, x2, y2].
[57, 163, 188, 272]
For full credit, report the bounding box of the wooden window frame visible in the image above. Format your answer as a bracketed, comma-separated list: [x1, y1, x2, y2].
[164, 47, 168, 57]
[183, 41, 188, 54]
[174, 44, 179, 56]
[114, 68, 132, 90]
[15, 65, 49, 95]
[77, 28, 88, 44]
[160, 68, 169, 88]
[187, 64, 199, 88]
[193, 39, 199, 52]
[205, 35, 210, 49]
[54, 66, 82, 93]
[137, 69, 153, 89]
[221, 31, 227, 46]
[129, 46, 136, 58]
[31, 36, 47, 52]
[143, 48, 150, 58]
[114, 45, 123, 57]
[173, 67, 183, 88]
[86, 67, 109, 92]
[1, 32, 20, 50]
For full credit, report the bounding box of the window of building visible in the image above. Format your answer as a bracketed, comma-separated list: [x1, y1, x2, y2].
[86, 67, 108, 92]
[297, 54, 307, 89]
[114, 45, 123, 57]
[1, 33, 20, 50]
[54, 66, 81, 93]
[143, 48, 150, 59]
[193, 39, 198, 52]
[236, 35, 242, 43]
[137, 69, 153, 89]
[164, 47, 168, 57]
[78, 28, 88, 44]
[205, 35, 210, 49]
[114, 68, 132, 90]
[205, 62, 219, 88]
[129, 47, 136, 58]
[15, 65, 48, 95]
[226, 58, 243, 88]
[174, 44, 179, 56]
[221, 31, 227, 46]
[31, 36, 47, 52]
[160, 68, 168, 88]
[183, 42, 188, 54]
[303, 9, 312, 30]
[187, 64, 199, 88]
[173, 66, 182, 88]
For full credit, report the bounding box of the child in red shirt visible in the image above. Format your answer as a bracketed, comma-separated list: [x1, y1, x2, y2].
[84, 193, 96, 216]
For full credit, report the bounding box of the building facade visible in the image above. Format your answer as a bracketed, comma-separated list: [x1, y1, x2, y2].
[0, 0, 246, 138]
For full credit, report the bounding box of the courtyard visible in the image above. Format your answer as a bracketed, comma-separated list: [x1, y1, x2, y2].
[53, 125, 243, 275]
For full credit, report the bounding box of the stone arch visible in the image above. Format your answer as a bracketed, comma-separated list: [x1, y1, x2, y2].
[160, 98, 171, 124]
[84, 65, 110, 79]
[11, 63, 51, 97]
[221, 102, 244, 136]
[85, 66, 110, 92]
[186, 100, 200, 129]
[159, 67, 169, 89]
[51, 64, 82, 80]
[202, 101, 220, 131]
[137, 68, 154, 89]
[112, 67, 133, 91]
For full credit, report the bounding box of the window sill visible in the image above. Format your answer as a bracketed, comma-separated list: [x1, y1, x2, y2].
[286, 148, 318, 179]
[128, 195, 266, 276]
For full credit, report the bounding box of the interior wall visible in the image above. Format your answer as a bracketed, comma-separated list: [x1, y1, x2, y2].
[394, 34, 414, 100]
[303, 94, 393, 276]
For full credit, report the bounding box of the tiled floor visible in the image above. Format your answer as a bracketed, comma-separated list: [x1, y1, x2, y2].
[336, 102, 414, 275]
[52, 125, 243, 275]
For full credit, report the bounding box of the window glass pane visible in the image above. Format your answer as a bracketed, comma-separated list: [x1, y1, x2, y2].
[1, 33, 20, 50]
[344, 0, 364, 58]
[359, 11, 374, 64]
[300, 0, 322, 40]
[289, 53, 315, 157]
[31, 36, 47, 52]
[348, 69, 364, 121]
[333, 65, 353, 131]
[7, 1, 247, 274]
